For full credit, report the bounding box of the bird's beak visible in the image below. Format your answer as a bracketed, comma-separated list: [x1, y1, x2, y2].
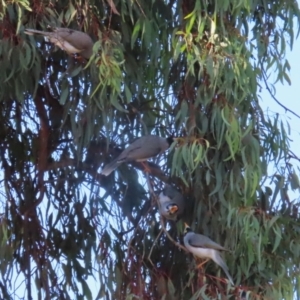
[169, 205, 178, 214]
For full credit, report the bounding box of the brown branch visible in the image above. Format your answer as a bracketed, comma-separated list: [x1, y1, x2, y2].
[46, 158, 77, 170]
[29, 86, 51, 211]
[24, 214, 32, 300]
[33, 86, 50, 172]
[159, 216, 188, 252]
[288, 150, 300, 162]
[0, 281, 10, 299]
[106, 0, 120, 15]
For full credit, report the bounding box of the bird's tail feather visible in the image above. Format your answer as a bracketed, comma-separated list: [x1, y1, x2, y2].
[221, 265, 234, 286]
[100, 159, 120, 176]
[24, 29, 48, 36]
[213, 253, 234, 285]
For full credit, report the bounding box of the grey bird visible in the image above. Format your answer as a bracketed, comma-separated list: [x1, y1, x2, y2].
[158, 185, 185, 221]
[24, 27, 94, 59]
[183, 223, 234, 285]
[101, 135, 174, 176]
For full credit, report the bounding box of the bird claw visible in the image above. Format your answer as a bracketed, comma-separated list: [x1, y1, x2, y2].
[196, 259, 209, 269]
[140, 161, 151, 173]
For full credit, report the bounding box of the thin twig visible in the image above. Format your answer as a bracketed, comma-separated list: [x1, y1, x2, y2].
[159, 217, 187, 252]
[288, 150, 300, 162]
[147, 228, 163, 267]
[262, 68, 300, 119]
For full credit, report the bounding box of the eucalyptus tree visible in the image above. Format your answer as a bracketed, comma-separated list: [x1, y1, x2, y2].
[0, 0, 300, 299]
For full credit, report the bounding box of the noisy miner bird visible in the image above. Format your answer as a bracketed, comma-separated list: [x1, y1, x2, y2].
[158, 185, 185, 221]
[101, 135, 174, 176]
[183, 223, 234, 285]
[24, 27, 94, 59]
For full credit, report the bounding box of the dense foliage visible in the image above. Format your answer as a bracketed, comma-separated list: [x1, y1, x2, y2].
[0, 0, 300, 299]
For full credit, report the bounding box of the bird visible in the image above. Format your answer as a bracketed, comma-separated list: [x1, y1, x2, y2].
[158, 185, 185, 221]
[24, 27, 94, 59]
[183, 223, 234, 285]
[101, 135, 174, 176]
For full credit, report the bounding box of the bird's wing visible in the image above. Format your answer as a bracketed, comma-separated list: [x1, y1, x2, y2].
[188, 234, 227, 251]
[119, 142, 162, 161]
[50, 28, 93, 51]
[24, 29, 51, 36]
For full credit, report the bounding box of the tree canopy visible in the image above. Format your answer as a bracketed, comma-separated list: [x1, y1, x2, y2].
[1, 0, 300, 299]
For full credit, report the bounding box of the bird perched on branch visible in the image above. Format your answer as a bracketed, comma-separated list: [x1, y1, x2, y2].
[183, 223, 234, 285]
[158, 185, 185, 221]
[101, 135, 174, 176]
[24, 27, 94, 59]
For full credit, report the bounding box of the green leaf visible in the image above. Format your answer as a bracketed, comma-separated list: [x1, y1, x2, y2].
[186, 12, 196, 34]
[131, 19, 141, 49]
[272, 225, 282, 253]
[167, 278, 175, 297]
[290, 171, 300, 190]
[81, 280, 92, 300]
[59, 81, 69, 105]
